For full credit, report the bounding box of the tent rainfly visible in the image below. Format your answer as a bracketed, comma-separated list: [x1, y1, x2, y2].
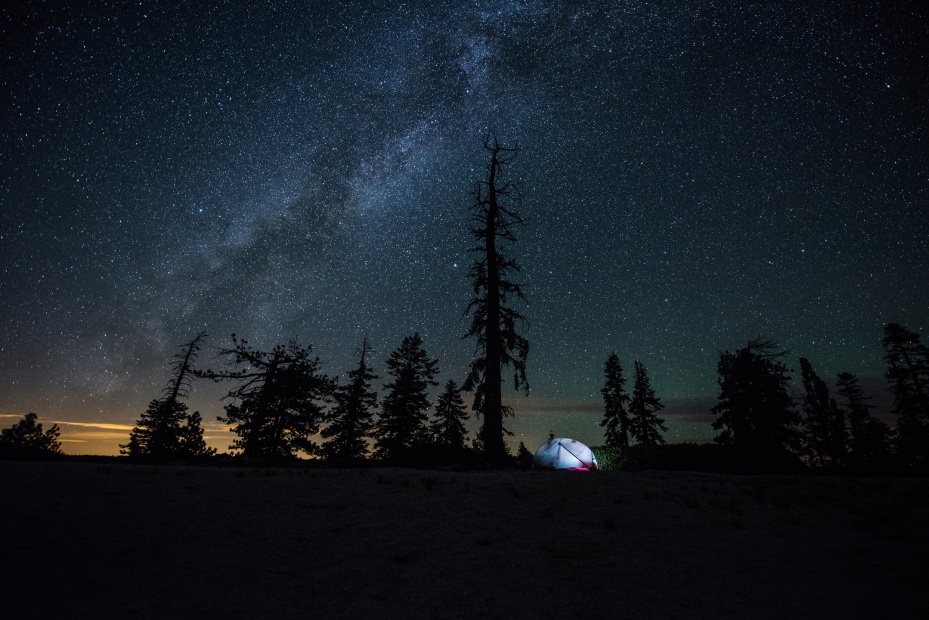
[533, 437, 598, 470]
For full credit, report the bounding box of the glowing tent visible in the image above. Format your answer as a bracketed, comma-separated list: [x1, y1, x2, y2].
[533, 437, 599, 470]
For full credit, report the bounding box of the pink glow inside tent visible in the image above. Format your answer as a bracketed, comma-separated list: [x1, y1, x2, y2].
[533, 437, 599, 470]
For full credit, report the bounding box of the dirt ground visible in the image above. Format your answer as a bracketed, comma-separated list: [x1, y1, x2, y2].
[2, 461, 927, 619]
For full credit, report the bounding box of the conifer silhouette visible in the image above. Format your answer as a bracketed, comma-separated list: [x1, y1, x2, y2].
[882, 323, 929, 466]
[463, 135, 529, 464]
[202, 335, 333, 461]
[835, 371, 891, 470]
[0, 413, 62, 458]
[711, 339, 801, 453]
[321, 338, 378, 462]
[375, 334, 439, 461]
[600, 352, 631, 448]
[121, 332, 215, 461]
[628, 360, 667, 445]
[799, 357, 846, 467]
[430, 379, 469, 450]
[515, 440, 534, 468]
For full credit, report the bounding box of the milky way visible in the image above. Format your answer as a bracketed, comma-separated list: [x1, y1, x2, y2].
[2, 1, 926, 454]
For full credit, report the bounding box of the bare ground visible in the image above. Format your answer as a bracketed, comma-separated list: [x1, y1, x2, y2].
[2, 461, 927, 619]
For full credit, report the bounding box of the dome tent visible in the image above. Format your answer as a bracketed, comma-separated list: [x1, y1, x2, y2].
[533, 437, 598, 470]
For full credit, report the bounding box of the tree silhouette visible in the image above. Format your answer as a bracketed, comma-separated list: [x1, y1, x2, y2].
[882, 322, 929, 466]
[321, 338, 378, 462]
[515, 440, 534, 468]
[600, 352, 631, 448]
[463, 135, 529, 464]
[177, 411, 213, 459]
[835, 371, 891, 470]
[711, 339, 802, 453]
[202, 335, 333, 461]
[628, 360, 667, 445]
[375, 333, 439, 461]
[799, 357, 846, 467]
[121, 332, 215, 462]
[0, 413, 62, 458]
[430, 379, 469, 449]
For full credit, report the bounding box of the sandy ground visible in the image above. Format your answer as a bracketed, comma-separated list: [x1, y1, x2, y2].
[2, 461, 927, 619]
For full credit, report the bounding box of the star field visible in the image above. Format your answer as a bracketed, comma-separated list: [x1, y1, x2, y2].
[1, 1, 926, 454]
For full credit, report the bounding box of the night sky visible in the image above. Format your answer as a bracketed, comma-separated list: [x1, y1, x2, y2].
[2, 1, 926, 455]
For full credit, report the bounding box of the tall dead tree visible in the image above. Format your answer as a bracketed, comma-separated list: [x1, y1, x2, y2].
[122, 332, 215, 461]
[463, 135, 529, 463]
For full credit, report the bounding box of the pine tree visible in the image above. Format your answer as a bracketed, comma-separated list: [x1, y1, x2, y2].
[178, 411, 214, 459]
[430, 379, 469, 449]
[711, 339, 802, 453]
[799, 357, 846, 467]
[628, 360, 668, 445]
[321, 338, 378, 462]
[0, 413, 62, 458]
[202, 335, 333, 461]
[599, 352, 631, 448]
[835, 372, 891, 470]
[463, 135, 529, 464]
[121, 332, 215, 462]
[515, 440, 534, 468]
[882, 323, 929, 466]
[122, 398, 189, 460]
[375, 333, 439, 461]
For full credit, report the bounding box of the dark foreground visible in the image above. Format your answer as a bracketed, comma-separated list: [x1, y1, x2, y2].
[2, 461, 927, 619]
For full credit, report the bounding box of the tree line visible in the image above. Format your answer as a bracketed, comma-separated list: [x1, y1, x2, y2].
[178, 330, 472, 466]
[0, 332, 479, 466]
[598, 323, 929, 474]
[1, 136, 528, 466]
[7, 320, 925, 473]
[2, 136, 927, 472]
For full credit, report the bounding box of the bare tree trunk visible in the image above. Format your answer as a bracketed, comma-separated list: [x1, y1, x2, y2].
[482, 146, 505, 460]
